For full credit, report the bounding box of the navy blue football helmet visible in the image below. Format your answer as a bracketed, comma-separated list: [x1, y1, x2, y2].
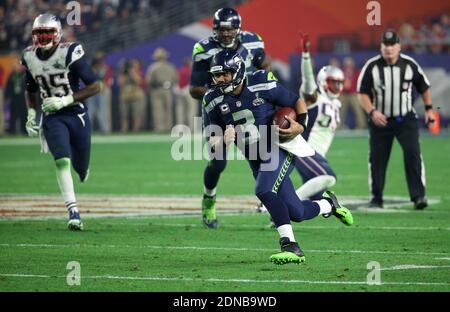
[213, 8, 241, 48]
[209, 50, 246, 94]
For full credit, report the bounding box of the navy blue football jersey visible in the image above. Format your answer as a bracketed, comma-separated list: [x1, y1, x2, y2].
[203, 70, 299, 157]
[190, 31, 266, 88]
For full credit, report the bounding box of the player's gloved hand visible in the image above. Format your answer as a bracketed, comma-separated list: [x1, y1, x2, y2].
[26, 108, 39, 137]
[208, 136, 222, 149]
[278, 115, 302, 141]
[299, 33, 311, 53]
[42, 94, 74, 113]
[224, 125, 236, 146]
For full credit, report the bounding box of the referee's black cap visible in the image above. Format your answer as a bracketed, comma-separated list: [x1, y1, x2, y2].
[382, 29, 400, 45]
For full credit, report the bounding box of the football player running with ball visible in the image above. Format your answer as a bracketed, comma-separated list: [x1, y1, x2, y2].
[22, 14, 100, 230]
[258, 34, 344, 219]
[203, 50, 353, 265]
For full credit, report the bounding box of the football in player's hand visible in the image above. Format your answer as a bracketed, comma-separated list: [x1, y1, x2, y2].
[273, 107, 296, 129]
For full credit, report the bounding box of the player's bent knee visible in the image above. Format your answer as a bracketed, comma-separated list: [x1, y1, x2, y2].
[55, 157, 71, 170]
[325, 175, 337, 188]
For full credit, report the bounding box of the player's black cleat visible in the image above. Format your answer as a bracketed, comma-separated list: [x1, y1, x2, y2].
[414, 197, 428, 210]
[270, 237, 306, 265]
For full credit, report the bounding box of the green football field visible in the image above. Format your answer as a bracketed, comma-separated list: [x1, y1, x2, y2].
[0, 133, 449, 291]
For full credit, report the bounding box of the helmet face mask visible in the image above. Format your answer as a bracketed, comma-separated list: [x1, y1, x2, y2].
[211, 70, 234, 94]
[210, 51, 246, 94]
[32, 14, 62, 50]
[325, 77, 344, 96]
[317, 66, 345, 99]
[213, 8, 242, 48]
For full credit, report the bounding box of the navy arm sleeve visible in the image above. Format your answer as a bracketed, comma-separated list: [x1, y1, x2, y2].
[69, 56, 97, 86]
[190, 60, 210, 87]
[24, 70, 39, 93]
[269, 82, 299, 108]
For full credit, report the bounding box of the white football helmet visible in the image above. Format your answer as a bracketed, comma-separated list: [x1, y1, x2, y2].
[317, 65, 345, 99]
[32, 14, 63, 50]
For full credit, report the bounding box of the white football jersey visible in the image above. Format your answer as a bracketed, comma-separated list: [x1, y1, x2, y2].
[22, 42, 85, 100]
[306, 93, 341, 157]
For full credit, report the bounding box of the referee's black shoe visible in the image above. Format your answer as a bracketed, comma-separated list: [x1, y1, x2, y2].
[414, 197, 428, 210]
[369, 198, 383, 208]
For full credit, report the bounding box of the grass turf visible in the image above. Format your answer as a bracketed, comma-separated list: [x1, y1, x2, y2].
[0, 134, 449, 291]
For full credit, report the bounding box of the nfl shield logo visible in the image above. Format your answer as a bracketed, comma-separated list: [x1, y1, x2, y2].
[236, 101, 241, 107]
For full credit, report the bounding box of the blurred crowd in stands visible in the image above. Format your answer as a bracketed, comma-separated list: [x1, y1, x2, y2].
[0, 0, 170, 53]
[0, 2, 448, 135]
[399, 13, 450, 54]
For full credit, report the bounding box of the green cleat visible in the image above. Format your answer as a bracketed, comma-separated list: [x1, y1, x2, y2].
[270, 237, 306, 265]
[323, 191, 353, 226]
[202, 196, 218, 229]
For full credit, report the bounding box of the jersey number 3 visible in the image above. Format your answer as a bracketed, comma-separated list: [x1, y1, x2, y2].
[232, 109, 260, 145]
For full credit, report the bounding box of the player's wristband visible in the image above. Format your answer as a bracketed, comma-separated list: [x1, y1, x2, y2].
[425, 104, 433, 111]
[296, 113, 308, 129]
[369, 108, 376, 117]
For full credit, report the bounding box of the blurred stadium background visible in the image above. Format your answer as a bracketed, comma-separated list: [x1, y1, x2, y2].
[1, 0, 449, 134]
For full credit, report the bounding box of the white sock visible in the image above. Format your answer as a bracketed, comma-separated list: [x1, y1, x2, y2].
[316, 199, 332, 215]
[296, 175, 336, 199]
[55, 158, 77, 212]
[277, 224, 296, 242]
[203, 186, 216, 197]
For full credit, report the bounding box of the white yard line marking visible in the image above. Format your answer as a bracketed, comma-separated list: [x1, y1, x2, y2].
[435, 257, 450, 261]
[145, 222, 450, 231]
[381, 264, 450, 271]
[0, 273, 448, 286]
[0, 243, 448, 256]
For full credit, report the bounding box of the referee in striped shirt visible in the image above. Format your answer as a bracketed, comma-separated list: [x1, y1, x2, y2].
[357, 29, 436, 210]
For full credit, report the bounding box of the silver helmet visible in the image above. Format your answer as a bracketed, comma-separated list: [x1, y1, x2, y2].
[316, 65, 345, 99]
[32, 14, 63, 50]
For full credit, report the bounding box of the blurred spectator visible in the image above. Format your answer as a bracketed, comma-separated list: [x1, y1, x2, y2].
[86, 53, 112, 134]
[145, 47, 178, 132]
[5, 61, 26, 135]
[399, 22, 415, 51]
[329, 57, 341, 68]
[441, 14, 450, 34]
[339, 57, 366, 129]
[413, 28, 429, 54]
[429, 23, 445, 54]
[118, 58, 146, 132]
[174, 58, 198, 131]
[0, 63, 5, 135]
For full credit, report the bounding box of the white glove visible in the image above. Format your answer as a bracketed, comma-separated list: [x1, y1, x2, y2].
[42, 95, 74, 113]
[208, 136, 222, 149]
[224, 125, 236, 146]
[26, 108, 39, 137]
